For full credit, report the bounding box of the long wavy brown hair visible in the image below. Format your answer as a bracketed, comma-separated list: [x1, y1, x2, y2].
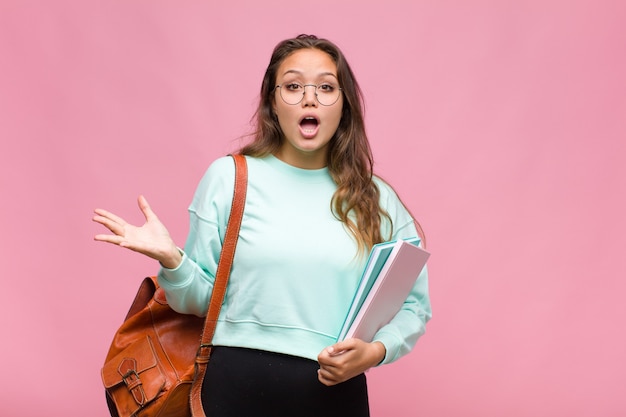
[240, 34, 423, 253]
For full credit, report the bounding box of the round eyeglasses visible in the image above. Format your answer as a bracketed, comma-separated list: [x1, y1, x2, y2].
[275, 83, 343, 106]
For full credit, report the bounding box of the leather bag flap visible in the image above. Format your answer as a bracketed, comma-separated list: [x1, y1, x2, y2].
[101, 335, 165, 395]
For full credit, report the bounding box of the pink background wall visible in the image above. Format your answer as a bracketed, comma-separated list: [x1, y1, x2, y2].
[1, 1, 624, 416]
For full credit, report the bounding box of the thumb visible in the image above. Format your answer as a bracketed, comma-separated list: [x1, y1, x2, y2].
[326, 340, 353, 356]
[137, 195, 156, 220]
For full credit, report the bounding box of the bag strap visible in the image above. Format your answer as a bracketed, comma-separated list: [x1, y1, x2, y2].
[190, 153, 247, 417]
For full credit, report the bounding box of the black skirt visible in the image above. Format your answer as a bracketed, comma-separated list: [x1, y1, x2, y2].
[201, 346, 370, 417]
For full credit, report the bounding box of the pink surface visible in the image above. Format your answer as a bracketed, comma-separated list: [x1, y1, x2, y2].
[1, 1, 625, 416]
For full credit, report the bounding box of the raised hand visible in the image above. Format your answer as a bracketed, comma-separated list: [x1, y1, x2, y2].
[93, 195, 181, 268]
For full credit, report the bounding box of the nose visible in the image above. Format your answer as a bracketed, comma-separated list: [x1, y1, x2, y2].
[301, 84, 317, 107]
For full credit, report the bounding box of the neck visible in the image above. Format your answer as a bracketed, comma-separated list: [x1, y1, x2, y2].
[273, 149, 327, 170]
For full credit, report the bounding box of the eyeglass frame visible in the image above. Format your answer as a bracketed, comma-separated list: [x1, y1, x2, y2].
[274, 83, 343, 106]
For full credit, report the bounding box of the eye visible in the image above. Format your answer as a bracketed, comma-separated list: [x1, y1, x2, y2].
[284, 83, 303, 91]
[318, 83, 336, 93]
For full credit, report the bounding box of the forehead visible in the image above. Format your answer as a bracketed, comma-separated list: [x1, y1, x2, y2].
[277, 48, 338, 79]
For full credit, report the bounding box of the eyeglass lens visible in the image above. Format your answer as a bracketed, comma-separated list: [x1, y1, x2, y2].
[278, 83, 341, 106]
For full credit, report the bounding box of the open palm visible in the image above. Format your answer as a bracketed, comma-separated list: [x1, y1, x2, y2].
[93, 195, 180, 268]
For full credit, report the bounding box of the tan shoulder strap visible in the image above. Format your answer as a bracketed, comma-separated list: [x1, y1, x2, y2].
[190, 153, 247, 416]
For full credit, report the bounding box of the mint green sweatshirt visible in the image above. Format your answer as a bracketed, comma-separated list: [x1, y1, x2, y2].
[158, 155, 431, 364]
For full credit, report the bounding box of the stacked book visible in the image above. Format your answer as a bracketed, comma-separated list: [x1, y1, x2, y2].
[338, 237, 430, 342]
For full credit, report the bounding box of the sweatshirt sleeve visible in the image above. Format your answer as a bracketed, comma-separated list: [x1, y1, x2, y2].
[156, 156, 236, 317]
[371, 178, 432, 364]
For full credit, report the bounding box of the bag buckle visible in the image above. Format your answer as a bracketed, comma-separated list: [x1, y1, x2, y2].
[118, 358, 147, 406]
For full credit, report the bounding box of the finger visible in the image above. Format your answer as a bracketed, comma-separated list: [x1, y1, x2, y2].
[317, 349, 335, 366]
[332, 338, 358, 353]
[94, 233, 126, 245]
[318, 344, 351, 366]
[318, 350, 344, 370]
[92, 214, 126, 236]
[318, 375, 335, 386]
[317, 368, 339, 386]
[93, 208, 128, 227]
[327, 346, 349, 357]
[137, 195, 157, 221]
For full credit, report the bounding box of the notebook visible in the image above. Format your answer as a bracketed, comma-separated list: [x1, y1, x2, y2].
[338, 238, 430, 342]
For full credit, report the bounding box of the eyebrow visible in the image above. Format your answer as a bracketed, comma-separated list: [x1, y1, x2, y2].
[281, 69, 339, 79]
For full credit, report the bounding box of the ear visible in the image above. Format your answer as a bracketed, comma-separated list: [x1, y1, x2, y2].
[271, 100, 280, 122]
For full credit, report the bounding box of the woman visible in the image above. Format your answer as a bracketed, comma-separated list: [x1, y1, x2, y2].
[94, 34, 431, 417]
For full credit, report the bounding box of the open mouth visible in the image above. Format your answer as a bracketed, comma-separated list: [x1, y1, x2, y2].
[299, 116, 320, 137]
[300, 117, 319, 131]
